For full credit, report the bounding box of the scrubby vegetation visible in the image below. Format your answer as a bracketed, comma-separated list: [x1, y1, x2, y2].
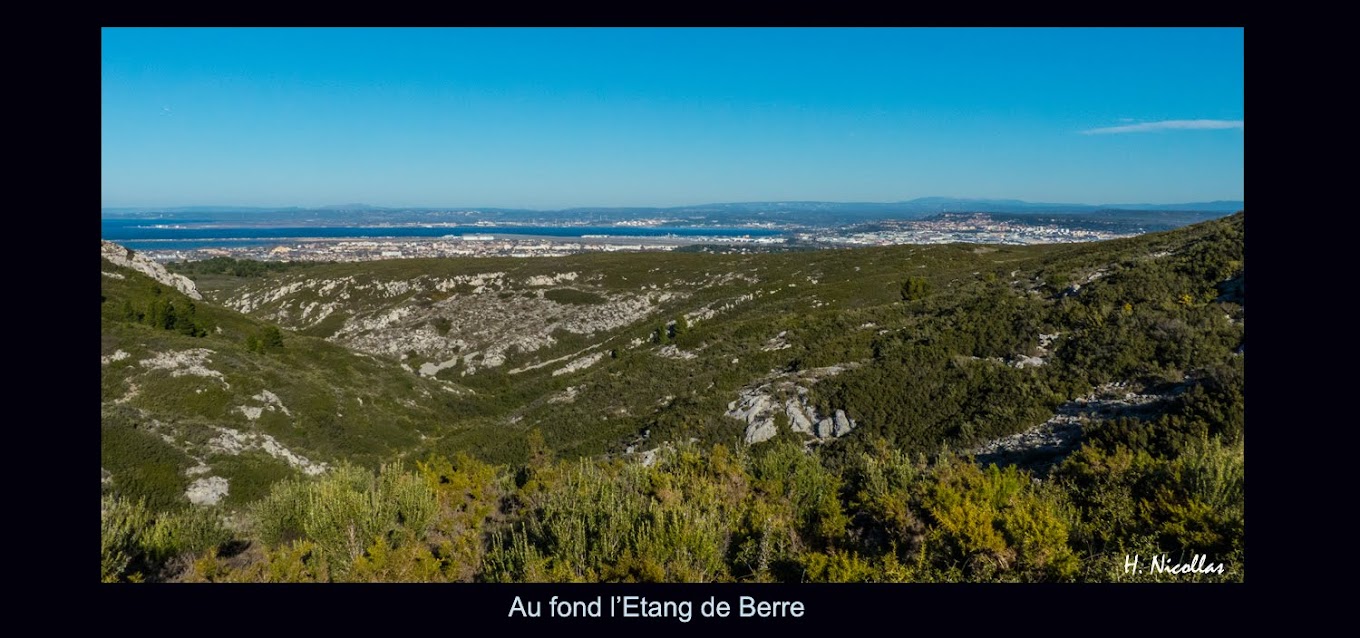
[167, 256, 316, 278]
[112, 280, 211, 337]
[543, 288, 606, 305]
[101, 495, 230, 582]
[111, 432, 1240, 582]
[102, 213, 1244, 582]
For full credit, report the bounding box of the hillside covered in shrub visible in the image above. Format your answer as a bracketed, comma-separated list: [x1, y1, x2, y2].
[102, 213, 1244, 582]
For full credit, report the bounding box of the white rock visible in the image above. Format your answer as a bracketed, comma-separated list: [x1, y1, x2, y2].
[101, 241, 201, 300]
[185, 476, 229, 506]
[832, 410, 855, 437]
[744, 419, 778, 444]
[420, 356, 459, 377]
[552, 351, 606, 376]
[786, 399, 814, 434]
[139, 349, 229, 387]
[657, 345, 698, 360]
[208, 427, 328, 476]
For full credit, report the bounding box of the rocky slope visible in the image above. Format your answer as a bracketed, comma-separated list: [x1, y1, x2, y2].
[105, 212, 1243, 514]
[725, 364, 862, 444]
[102, 240, 201, 299]
[101, 253, 486, 510]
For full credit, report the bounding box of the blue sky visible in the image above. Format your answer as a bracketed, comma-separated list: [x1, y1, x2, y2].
[101, 28, 1244, 209]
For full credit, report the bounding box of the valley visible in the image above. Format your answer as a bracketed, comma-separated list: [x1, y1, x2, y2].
[101, 212, 1245, 582]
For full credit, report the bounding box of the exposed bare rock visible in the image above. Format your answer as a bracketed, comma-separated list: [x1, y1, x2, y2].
[139, 349, 229, 387]
[832, 409, 853, 436]
[509, 345, 601, 375]
[553, 351, 606, 376]
[684, 292, 756, 326]
[762, 331, 792, 352]
[548, 386, 580, 404]
[236, 389, 292, 421]
[420, 356, 460, 377]
[727, 364, 861, 444]
[785, 398, 813, 432]
[227, 278, 344, 316]
[623, 437, 700, 467]
[208, 426, 328, 476]
[101, 349, 130, 365]
[231, 271, 673, 377]
[114, 381, 141, 405]
[335, 307, 416, 339]
[1005, 332, 1062, 368]
[970, 381, 1185, 473]
[523, 272, 579, 286]
[101, 241, 202, 300]
[185, 476, 229, 506]
[745, 418, 778, 444]
[657, 345, 698, 360]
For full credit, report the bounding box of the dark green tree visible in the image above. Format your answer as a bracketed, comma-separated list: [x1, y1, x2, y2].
[121, 300, 140, 322]
[246, 326, 285, 353]
[671, 315, 689, 341]
[261, 326, 284, 349]
[900, 277, 930, 302]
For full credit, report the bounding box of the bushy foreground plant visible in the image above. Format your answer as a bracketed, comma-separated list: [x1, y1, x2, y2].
[101, 495, 229, 582]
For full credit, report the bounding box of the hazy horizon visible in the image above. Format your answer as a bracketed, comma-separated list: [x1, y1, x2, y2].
[100, 195, 1246, 213]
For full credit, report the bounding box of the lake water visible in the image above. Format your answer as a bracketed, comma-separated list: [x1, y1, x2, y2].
[101, 220, 783, 251]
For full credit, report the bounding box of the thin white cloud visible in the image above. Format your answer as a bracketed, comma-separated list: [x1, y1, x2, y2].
[1081, 119, 1243, 135]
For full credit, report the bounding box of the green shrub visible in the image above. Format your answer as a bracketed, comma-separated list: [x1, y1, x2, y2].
[101, 495, 151, 582]
[900, 276, 931, 301]
[251, 463, 437, 580]
[101, 495, 229, 582]
[485, 445, 739, 583]
[918, 459, 1079, 581]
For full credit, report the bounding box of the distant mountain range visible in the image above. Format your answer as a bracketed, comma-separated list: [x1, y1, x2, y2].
[101, 198, 1244, 217]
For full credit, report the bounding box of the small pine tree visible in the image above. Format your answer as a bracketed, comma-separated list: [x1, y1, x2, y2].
[526, 429, 551, 469]
[900, 277, 930, 302]
[121, 300, 140, 322]
[161, 302, 178, 330]
[145, 299, 165, 329]
[261, 326, 284, 349]
[673, 315, 689, 340]
[174, 304, 198, 336]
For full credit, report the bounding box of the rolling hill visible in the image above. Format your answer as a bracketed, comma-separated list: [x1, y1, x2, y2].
[101, 212, 1244, 582]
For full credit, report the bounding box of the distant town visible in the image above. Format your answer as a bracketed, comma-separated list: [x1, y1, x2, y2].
[801, 213, 1131, 247]
[115, 212, 1168, 263]
[100, 200, 1242, 264]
